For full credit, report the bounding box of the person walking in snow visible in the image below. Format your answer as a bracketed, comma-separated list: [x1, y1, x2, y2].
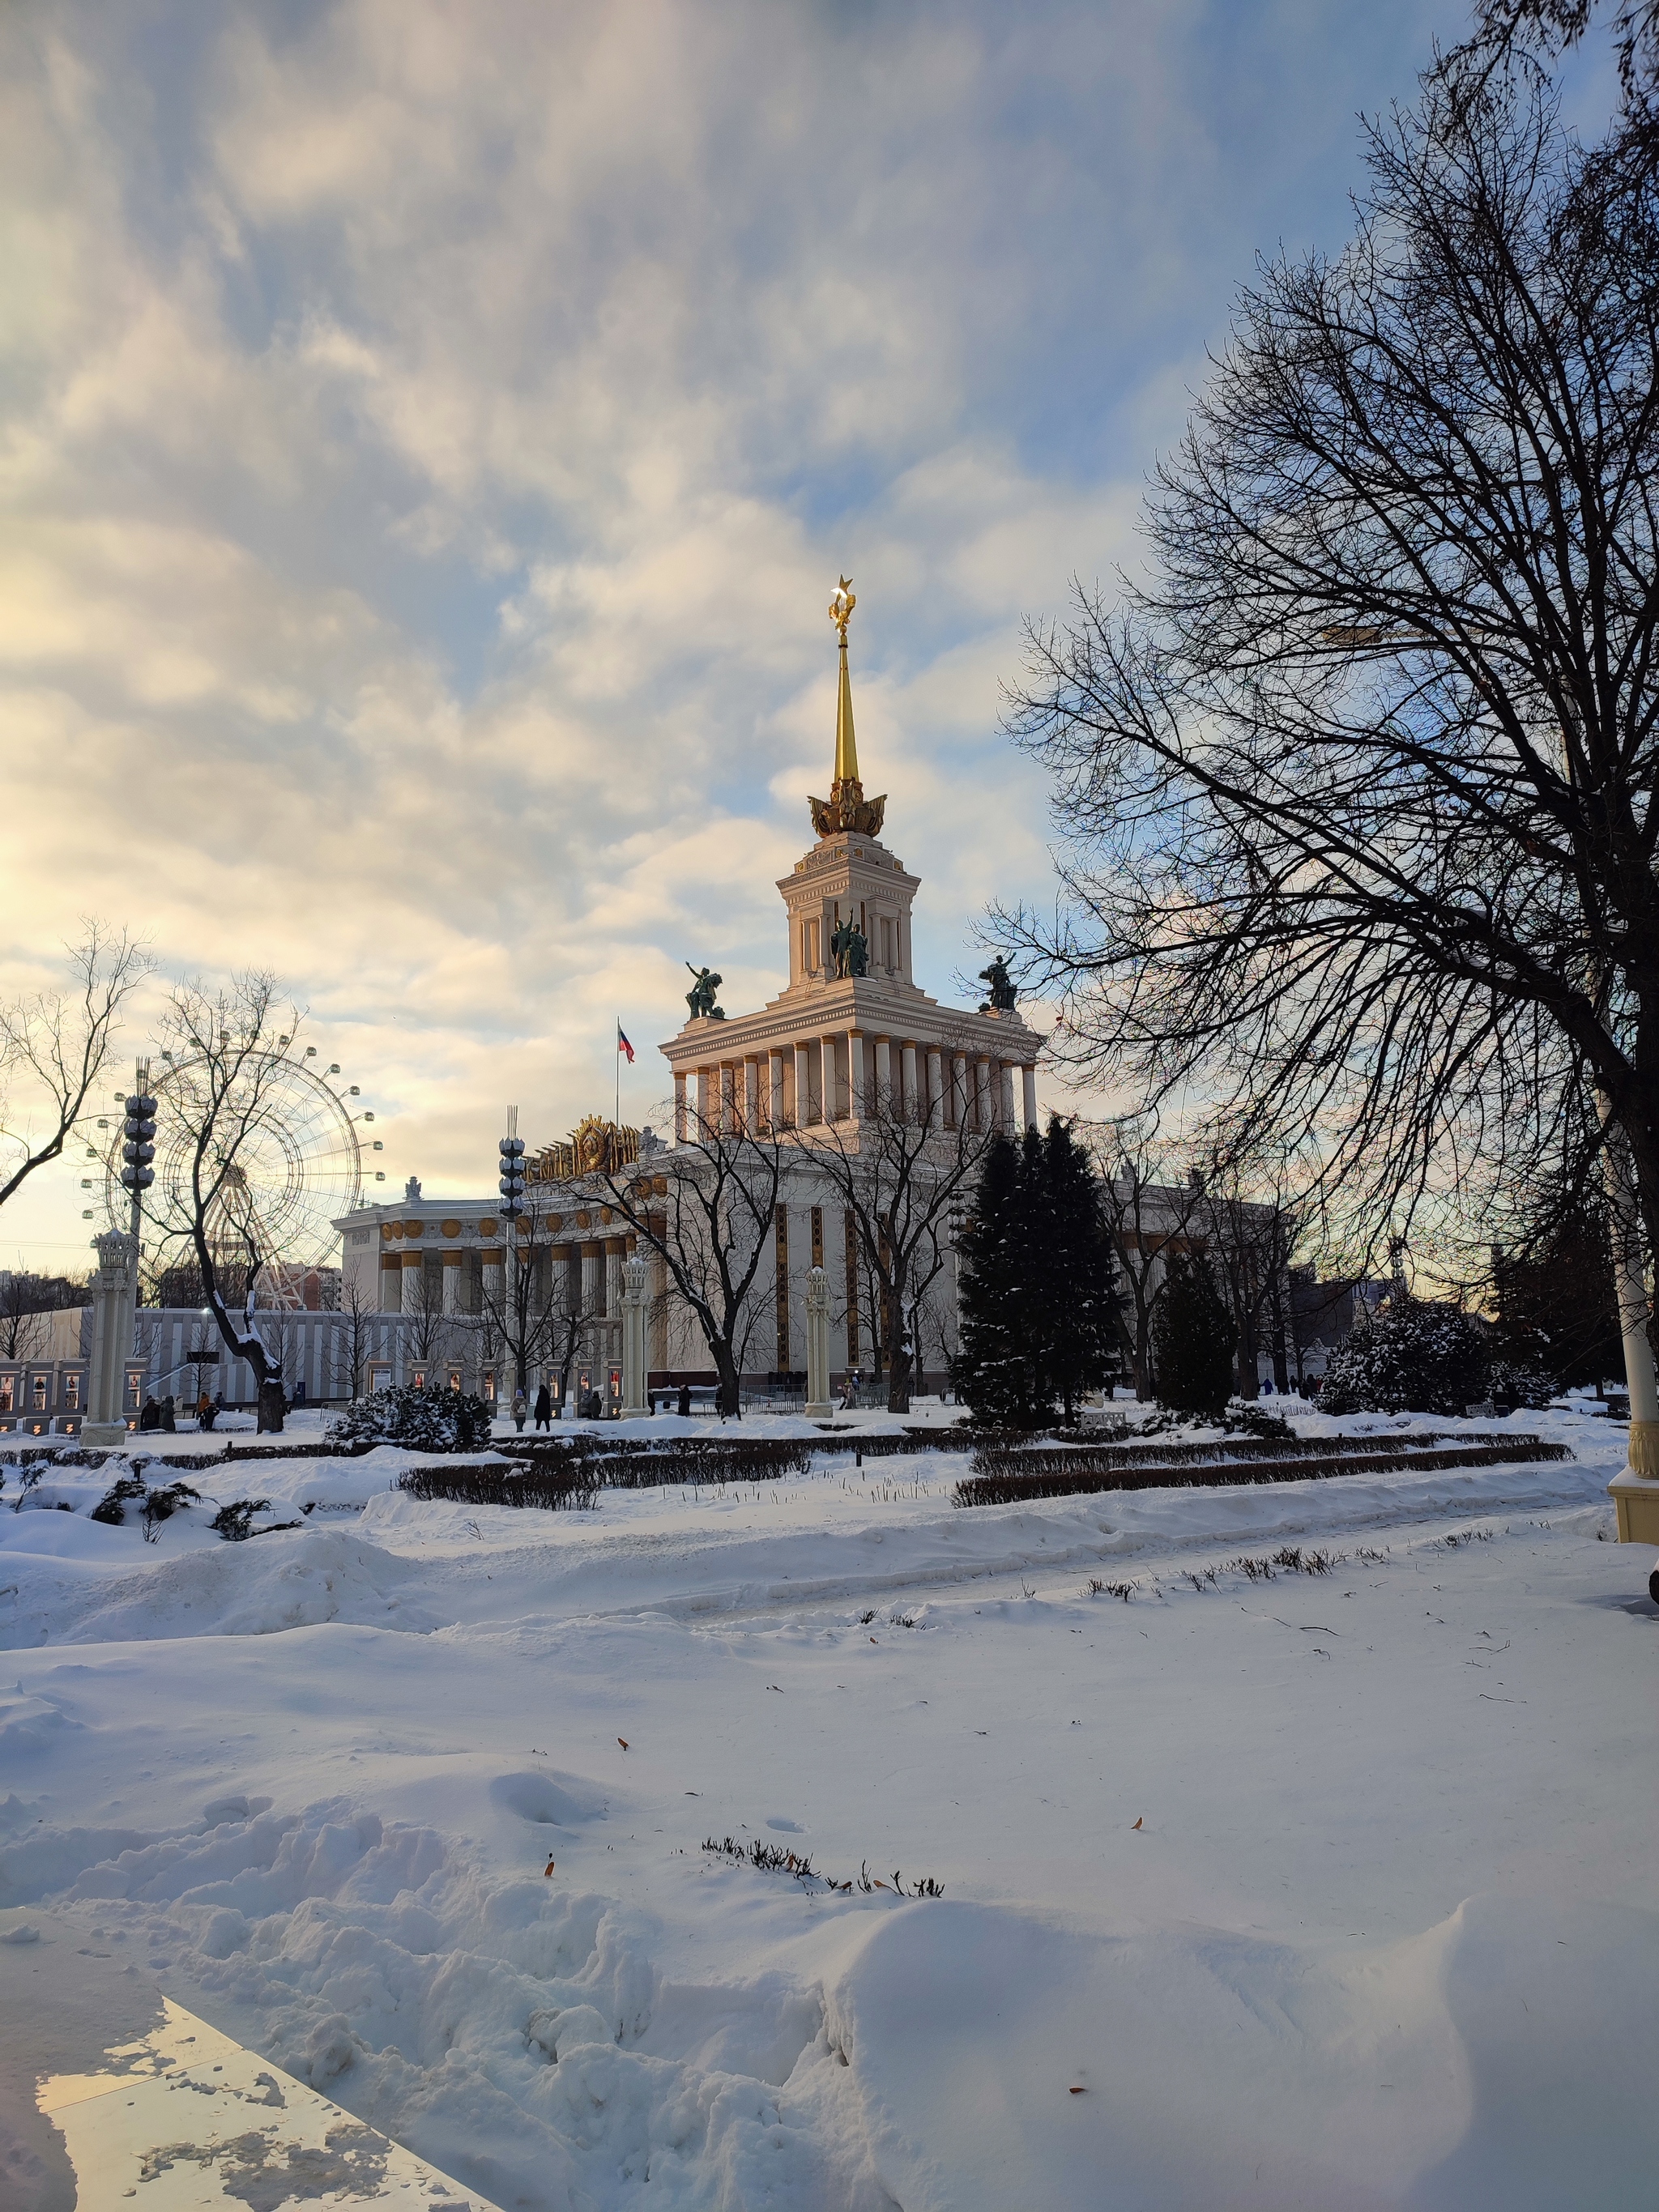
[511, 1388, 527, 1434]
[197, 1389, 215, 1431]
[161, 1394, 177, 1433]
[533, 1381, 552, 1430]
[138, 1395, 159, 1432]
[677, 1381, 692, 1419]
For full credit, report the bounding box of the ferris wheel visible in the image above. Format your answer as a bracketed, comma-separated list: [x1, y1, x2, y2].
[97, 1048, 380, 1302]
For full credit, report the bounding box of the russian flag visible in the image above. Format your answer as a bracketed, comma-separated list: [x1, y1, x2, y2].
[616, 1021, 635, 1063]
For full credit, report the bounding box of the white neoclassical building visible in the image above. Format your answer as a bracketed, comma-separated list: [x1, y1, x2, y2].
[333, 584, 1046, 1404]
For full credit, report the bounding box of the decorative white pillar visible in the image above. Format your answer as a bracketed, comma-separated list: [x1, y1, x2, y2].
[874, 1035, 892, 1111]
[480, 1247, 504, 1326]
[744, 1058, 760, 1132]
[720, 1063, 736, 1135]
[951, 1052, 968, 1130]
[900, 1041, 917, 1121]
[804, 1264, 833, 1417]
[794, 1042, 812, 1127]
[1000, 1063, 1016, 1129]
[674, 1072, 688, 1144]
[927, 1046, 943, 1127]
[975, 1056, 992, 1132]
[441, 1251, 463, 1314]
[821, 1034, 840, 1122]
[81, 1229, 138, 1446]
[769, 1050, 785, 1131]
[382, 1251, 404, 1312]
[696, 1066, 714, 1139]
[582, 1241, 605, 1316]
[848, 1031, 866, 1119]
[620, 1253, 649, 1417]
[1022, 1063, 1038, 1131]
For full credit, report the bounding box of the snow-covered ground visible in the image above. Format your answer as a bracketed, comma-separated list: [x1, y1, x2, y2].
[2, 1404, 1655, 2209]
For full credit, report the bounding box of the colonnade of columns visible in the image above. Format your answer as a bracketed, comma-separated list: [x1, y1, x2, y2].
[674, 1034, 1039, 1141]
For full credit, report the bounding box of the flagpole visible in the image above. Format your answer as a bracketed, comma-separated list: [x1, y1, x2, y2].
[616, 1017, 621, 1128]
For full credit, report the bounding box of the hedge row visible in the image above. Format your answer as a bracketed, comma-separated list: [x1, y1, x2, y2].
[952, 1438, 1572, 1508]
[966, 1428, 1539, 1483]
[397, 1463, 599, 1510]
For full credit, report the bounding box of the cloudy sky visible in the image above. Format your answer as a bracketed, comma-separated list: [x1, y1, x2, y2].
[2, 0, 1479, 1272]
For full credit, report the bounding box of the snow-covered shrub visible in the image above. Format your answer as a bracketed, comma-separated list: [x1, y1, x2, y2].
[1482, 1357, 1555, 1410]
[90, 1473, 147, 1526]
[1319, 1298, 1488, 1416]
[323, 1384, 493, 1455]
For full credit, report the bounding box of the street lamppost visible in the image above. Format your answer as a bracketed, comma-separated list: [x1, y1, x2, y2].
[498, 1109, 526, 1407]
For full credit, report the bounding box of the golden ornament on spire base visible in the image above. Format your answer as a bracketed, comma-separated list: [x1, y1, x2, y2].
[809, 576, 887, 839]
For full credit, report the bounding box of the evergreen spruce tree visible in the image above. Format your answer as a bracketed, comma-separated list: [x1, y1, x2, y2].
[1030, 1118, 1120, 1419]
[953, 1132, 1042, 1422]
[953, 1118, 1122, 1423]
[1151, 1252, 1236, 1418]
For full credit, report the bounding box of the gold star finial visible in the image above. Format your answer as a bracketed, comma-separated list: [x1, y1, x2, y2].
[829, 577, 855, 641]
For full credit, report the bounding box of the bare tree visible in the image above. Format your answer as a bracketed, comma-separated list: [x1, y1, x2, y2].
[1083, 1142, 1209, 1401]
[400, 1259, 452, 1376]
[0, 926, 148, 1216]
[806, 1065, 991, 1414]
[598, 1102, 785, 1418]
[1000, 63, 1659, 1311]
[0, 1274, 57, 1362]
[147, 974, 301, 1430]
[329, 1277, 378, 1403]
[476, 1188, 600, 1409]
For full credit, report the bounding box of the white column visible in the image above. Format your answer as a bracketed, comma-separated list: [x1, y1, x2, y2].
[821, 1034, 840, 1122]
[848, 1031, 867, 1119]
[441, 1252, 463, 1314]
[951, 1052, 967, 1130]
[81, 1230, 138, 1445]
[606, 1238, 625, 1316]
[1000, 1063, 1016, 1129]
[975, 1056, 992, 1132]
[874, 1035, 892, 1112]
[794, 1041, 812, 1127]
[720, 1063, 736, 1135]
[620, 1253, 649, 1417]
[1022, 1063, 1038, 1131]
[673, 1072, 688, 1144]
[928, 1046, 945, 1127]
[769, 1050, 785, 1131]
[582, 1242, 605, 1316]
[382, 1251, 404, 1312]
[902, 1042, 919, 1123]
[481, 1248, 504, 1324]
[804, 1264, 833, 1417]
[744, 1057, 760, 1132]
[695, 1065, 714, 1139]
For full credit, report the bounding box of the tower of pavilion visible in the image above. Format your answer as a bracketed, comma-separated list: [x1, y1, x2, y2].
[660, 582, 1040, 1142]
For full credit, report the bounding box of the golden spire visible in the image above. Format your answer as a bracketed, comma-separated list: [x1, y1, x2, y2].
[830, 578, 859, 786]
[809, 577, 886, 841]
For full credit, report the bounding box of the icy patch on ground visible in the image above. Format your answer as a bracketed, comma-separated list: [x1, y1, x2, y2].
[24, 1796, 890, 2211]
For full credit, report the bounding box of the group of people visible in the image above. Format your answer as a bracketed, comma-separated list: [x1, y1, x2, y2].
[135, 1390, 224, 1433]
[508, 1379, 701, 1429]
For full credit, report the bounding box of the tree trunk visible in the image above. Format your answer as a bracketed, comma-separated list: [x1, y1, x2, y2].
[714, 1340, 742, 1418]
[256, 1377, 286, 1434]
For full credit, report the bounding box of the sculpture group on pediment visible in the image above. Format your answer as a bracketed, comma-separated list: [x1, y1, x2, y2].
[684, 964, 725, 1021]
[830, 916, 869, 978]
[978, 957, 1017, 1012]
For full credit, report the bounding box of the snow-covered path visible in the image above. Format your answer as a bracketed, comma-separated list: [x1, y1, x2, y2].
[2, 1409, 1655, 2208]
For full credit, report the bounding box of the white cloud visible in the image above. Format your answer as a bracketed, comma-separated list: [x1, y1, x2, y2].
[0, 0, 1439, 1266]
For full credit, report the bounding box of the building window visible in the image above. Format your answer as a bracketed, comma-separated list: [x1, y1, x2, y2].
[31, 1376, 47, 1412]
[774, 1205, 789, 1370]
[412, 1369, 426, 1391]
[483, 1369, 497, 1402]
[369, 1365, 392, 1392]
[810, 1205, 823, 1268]
[0, 1376, 12, 1413]
[126, 1373, 142, 1411]
[447, 1369, 462, 1392]
[63, 1372, 80, 1411]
